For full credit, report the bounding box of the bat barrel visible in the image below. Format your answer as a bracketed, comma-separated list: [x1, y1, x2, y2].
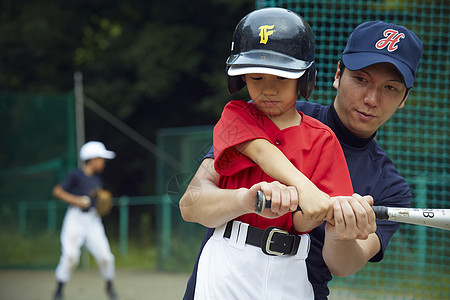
[383, 207, 450, 231]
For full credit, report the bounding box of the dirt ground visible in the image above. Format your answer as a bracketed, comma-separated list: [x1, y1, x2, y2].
[0, 268, 421, 300]
[0, 269, 190, 300]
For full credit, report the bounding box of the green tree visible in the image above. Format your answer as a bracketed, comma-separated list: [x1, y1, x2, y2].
[1, 0, 254, 195]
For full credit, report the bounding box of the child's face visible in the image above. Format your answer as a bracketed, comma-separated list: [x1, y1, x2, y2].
[89, 157, 106, 173]
[243, 73, 298, 118]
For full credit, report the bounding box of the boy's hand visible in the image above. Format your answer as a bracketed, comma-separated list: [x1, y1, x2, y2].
[250, 181, 298, 219]
[297, 182, 333, 221]
[79, 195, 91, 209]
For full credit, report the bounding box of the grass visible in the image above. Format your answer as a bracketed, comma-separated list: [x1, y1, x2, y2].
[0, 229, 198, 272]
[0, 230, 159, 270]
[0, 230, 60, 268]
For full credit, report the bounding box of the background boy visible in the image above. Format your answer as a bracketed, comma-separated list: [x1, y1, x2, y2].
[52, 141, 118, 300]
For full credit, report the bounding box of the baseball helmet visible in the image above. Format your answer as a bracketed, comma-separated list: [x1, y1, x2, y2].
[226, 7, 316, 100]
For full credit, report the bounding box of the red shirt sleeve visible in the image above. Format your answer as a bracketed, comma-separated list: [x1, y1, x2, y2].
[312, 135, 353, 196]
[213, 100, 275, 176]
[294, 116, 353, 196]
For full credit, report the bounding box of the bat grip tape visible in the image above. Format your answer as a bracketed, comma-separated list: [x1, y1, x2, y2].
[372, 206, 389, 220]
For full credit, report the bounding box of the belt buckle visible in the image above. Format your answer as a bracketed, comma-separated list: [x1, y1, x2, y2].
[262, 227, 290, 256]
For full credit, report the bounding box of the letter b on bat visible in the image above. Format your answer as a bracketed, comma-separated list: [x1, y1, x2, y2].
[422, 210, 435, 218]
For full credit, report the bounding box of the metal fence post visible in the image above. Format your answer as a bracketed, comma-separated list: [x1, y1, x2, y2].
[119, 196, 129, 255]
[159, 194, 171, 269]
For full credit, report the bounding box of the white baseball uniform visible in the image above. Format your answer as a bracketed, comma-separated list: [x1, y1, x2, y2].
[54, 168, 115, 283]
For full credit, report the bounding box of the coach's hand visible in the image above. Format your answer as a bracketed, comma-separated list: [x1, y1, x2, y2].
[323, 194, 380, 277]
[325, 194, 376, 240]
[250, 181, 299, 218]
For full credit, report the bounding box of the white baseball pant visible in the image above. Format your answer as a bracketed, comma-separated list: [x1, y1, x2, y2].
[55, 206, 115, 282]
[195, 221, 314, 299]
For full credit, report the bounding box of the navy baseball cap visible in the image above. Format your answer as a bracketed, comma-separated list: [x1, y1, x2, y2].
[342, 21, 423, 88]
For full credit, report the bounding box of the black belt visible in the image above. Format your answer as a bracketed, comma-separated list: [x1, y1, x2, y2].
[223, 222, 301, 256]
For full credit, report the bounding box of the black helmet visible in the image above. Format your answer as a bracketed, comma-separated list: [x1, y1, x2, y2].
[226, 7, 316, 100]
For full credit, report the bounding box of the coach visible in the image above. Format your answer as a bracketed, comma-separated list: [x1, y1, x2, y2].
[180, 20, 423, 299]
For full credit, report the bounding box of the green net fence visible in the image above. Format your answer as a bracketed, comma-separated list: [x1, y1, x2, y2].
[155, 126, 214, 270]
[0, 92, 78, 268]
[254, 0, 449, 299]
[0, 92, 77, 232]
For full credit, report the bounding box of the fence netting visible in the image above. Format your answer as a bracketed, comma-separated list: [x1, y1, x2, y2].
[0, 92, 77, 231]
[255, 0, 449, 298]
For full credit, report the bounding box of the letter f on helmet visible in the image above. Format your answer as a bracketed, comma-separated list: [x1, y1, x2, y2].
[259, 25, 275, 44]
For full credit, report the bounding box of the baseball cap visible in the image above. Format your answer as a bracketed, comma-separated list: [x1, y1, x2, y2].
[342, 21, 423, 88]
[80, 141, 116, 161]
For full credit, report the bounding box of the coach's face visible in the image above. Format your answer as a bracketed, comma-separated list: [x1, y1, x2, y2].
[333, 62, 409, 138]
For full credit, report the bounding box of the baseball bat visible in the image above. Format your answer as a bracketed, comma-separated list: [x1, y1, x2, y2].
[254, 190, 450, 231]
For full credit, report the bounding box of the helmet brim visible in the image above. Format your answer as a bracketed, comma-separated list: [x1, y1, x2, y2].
[227, 50, 313, 74]
[228, 66, 305, 79]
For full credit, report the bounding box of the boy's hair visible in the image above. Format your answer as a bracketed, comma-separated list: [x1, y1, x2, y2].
[226, 7, 316, 100]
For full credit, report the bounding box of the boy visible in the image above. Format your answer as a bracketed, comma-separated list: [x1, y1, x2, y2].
[52, 141, 118, 300]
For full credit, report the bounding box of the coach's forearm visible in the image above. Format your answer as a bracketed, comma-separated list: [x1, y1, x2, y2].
[180, 159, 252, 228]
[323, 233, 380, 277]
[181, 184, 249, 228]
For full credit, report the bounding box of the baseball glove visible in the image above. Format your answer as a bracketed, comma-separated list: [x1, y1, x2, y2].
[91, 188, 113, 217]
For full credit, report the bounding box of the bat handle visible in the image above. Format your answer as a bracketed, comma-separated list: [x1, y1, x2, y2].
[372, 206, 389, 220]
[255, 189, 302, 213]
[255, 190, 266, 214]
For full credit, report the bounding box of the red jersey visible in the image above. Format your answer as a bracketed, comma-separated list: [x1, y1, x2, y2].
[213, 100, 353, 232]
